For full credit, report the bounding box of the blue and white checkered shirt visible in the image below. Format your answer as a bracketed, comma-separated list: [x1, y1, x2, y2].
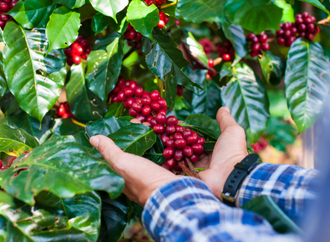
[142, 163, 319, 242]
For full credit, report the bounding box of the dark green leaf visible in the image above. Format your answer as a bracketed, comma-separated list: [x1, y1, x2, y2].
[86, 37, 124, 103]
[0, 92, 19, 116]
[53, 118, 85, 136]
[0, 52, 7, 99]
[8, 0, 55, 29]
[105, 102, 124, 118]
[284, 38, 330, 133]
[191, 79, 221, 119]
[176, 0, 226, 23]
[89, 0, 129, 23]
[174, 96, 188, 111]
[165, 74, 177, 111]
[54, 0, 88, 9]
[222, 24, 248, 59]
[0, 135, 124, 205]
[258, 51, 285, 85]
[93, 31, 121, 50]
[127, 0, 159, 39]
[221, 63, 269, 143]
[185, 32, 208, 65]
[182, 114, 220, 140]
[225, 0, 283, 33]
[46, 6, 81, 53]
[3, 22, 66, 121]
[109, 123, 157, 156]
[298, 0, 329, 14]
[143, 153, 164, 165]
[203, 140, 216, 151]
[98, 192, 129, 242]
[66, 63, 105, 121]
[92, 12, 110, 34]
[242, 195, 302, 234]
[0, 124, 39, 156]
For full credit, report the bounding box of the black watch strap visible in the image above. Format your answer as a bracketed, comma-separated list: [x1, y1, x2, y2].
[221, 154, 260, 207]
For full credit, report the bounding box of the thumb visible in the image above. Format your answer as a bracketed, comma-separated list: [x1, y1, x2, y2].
[90, 135, 124, 165]
[216, 107, 241, 133]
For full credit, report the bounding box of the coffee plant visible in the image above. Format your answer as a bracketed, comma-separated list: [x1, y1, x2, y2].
[0, 0, 329, 241]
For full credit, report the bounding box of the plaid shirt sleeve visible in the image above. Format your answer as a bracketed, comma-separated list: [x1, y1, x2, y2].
[142, 174, 303, 242]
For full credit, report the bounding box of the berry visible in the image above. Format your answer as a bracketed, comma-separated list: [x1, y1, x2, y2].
[135, 87, 143, 97]
[149, 117, 157, 126]
[155, 113, 166, 124]
[284, 30, 291, 37]
[142, 105, 151, 117]
[276, 30, 284, 36]
[304, 17, 312, 24]
[197, 137, 205, 145]
[62, 113, 70, 119]
[72, 55, 82, 64]
[166, 116, 178, 126]
[165, 125, 176, 135]
[0, 3, 9, 12]
[136, 114, 147, 122]
[73, 45, 84, 56]
[258, 34, 268, 43]
[299, 24, 306, 31]
[250, 36, 259, 43]
[128, 30, 137, 40]
[174, 150, 183, 161]
[129, 81, 138, 90]
[306, 33, 314, 41]
[175, 139, 187, 149]
[142, 91, 150, 97]
[260, 42, 270, 51]
[192, 144, 203, 154]
[307, 23, 315, 33]
[151, 101, 160, 112]
[124, 88, 134, 97]
[157, 20, 165, 28]
[117, 91, 126, 101]
[295, 18, 304, 24]
[132, 102, 142, 112]
[250, 51, 259, 58]
[205, 73, 211, 79]
[247, 33, 256, 41]
[182, 129, 192, 139]
[136, 33, 142, 41]
[183, 146, 193, 157]
[186, 135, 198, 145]
[150, 90, 160, 101]
[57, 105, 66, 116]
[158, 98, 167, 108]
[129, 108, 138, 117]
[126, 98, 135, 108]
[165, 158, 176, 169]
[222, 54, 231, 61]
[251, 43, 260, 52]
[173, 133, 183, 140]
[0, 15, 9, 21]
[190, 155, 199, 163]
[163, 148, 174, 159]
[165, 138, 175, 148]
[161, 134, 169, 144]
[208, 59, 214, 68]
[141, 96, 151, 105]
[0, 160, 2, 169]
[153, 124, 165, 134]
[175, 125, 184, 133]
[277, 37, 285, 45]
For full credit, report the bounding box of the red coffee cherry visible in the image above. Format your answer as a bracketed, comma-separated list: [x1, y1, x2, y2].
[142, 105, 151, 117]
[173, 133, 183, 140]
[141, 96, 152, 105]
[153, 124, 165, 134]
[132, 102, 142, 113]
[57, 105, 67, 116]
[222, 54, 231, 61]
[192, 144, 203, 154]
[149, 117, 157, 126]
[175, 19, 180, 26]
[158, 98, 167, 108]
[0, 3, 9, 12]
[150, 90, 160, 101]
[151, 101, 161, 112]
[165, 138, 175, 148]
[156, 113, 166, 124]
[183, 146, 193, 157]
[161, 134, 169, 144]
[175, 139, 187, 149]
[182, 129, 192, 139]
[165, 158, 176, 169]
[174, 150, 183, 161]
[175, 125, 184, 133]
[124, 88, 134, 98]
[197, 137, 205, 145]
[165, 125, 176, 135]
[72, 55, 82, 64]
[166, 116, 178, 126]
[135, 87, 143, 97]
[208, 59, 214, 68]
[163, 148, 174, 159]
[62, 113, 70, 119]
[157, 20, 165, 28]
[186, 135, 198, 145]
[142, 91, 150, 97]
[190, 154, 199, 163]
[136, 114, 147, 122]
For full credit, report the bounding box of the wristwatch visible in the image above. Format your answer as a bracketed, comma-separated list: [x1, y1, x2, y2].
[221, 154, 260, 207]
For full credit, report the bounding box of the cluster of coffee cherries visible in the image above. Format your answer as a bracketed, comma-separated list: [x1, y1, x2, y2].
[109, 77, 205, 171]
[276, 12, 319, 47]
[206, 59, 216, 79]
[251, 137, 268, 153]
[217, 40, 235, 62]
[199, 38, 216, 56]
[57, 102, 74, 119]
[0, 0, 18, 29]
[124, 24, 143, 49]
[143, 0, 169, 28]
[64, 36, 91, 65]
[247, 32, 270, 57]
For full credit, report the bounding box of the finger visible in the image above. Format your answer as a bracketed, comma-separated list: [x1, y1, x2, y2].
[216, 107, 240, 133]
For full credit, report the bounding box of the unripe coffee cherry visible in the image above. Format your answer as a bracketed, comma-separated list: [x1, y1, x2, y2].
[173, 133, 183, 140]
[165, 138, 175, 148]
[165, 158, 176, 169]
[183, 146, 193, 157]
[174, 150, 183, 161]
[166, 116, 178, 126]
[163, 147, 174, 159]
[175, 139, 187, 149]
[156, 113, 166, 124]
[153, 124, 165, 134]
[192, 144, 203, 154]
[150, 90, 160, 101]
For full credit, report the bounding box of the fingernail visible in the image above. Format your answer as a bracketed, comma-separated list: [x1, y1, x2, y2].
[90, 136, 99, 149]
[223, 107, 230, 113]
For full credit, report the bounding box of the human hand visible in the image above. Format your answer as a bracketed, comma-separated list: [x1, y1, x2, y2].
[89, 135, 176, 206]
[197, 107, 248, 205]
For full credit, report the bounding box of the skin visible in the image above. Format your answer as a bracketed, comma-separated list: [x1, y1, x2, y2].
[90, 107, 248, 206]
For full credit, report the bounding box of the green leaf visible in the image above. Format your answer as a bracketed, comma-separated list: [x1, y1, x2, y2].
[105, 102, 124, 118]
[176, 0, 226, 23]
[225, 0, 283, 33]
[93, 31, 121, 50]
[89, 0, 129, 23]
[108, 123, 157, 156]
[0, 135, 124, 205]
[258, 51, 285, 85]
[185, 32, 208, 65]
[174, 96, 188, 111]
[53, 118, 85, 136]
[8, 0, 55, 29]
[191, 79, 221, 119]
[127, 0, 159, 39]
[46, 6, 81, 53]
[143, 135, 164, 165]
[274, 0, 295, 22]
[221, 63, 270, 144]
[222, 24, 248, 59]
[284, 38, 330, 133]
[0, 124, 39, 156]
[3, 22, 66, 121]
[0, 52, 7, 99]
[54, 0, 88, 9]
[86, 36, 124, 103]
[92, 12, 110, 34]
[267, 89, 290, 119]
[98, 193, 129, 242]
[66, 63, 106, 121]
[298, 0, 329, 15]
[182, 114, 220, 140]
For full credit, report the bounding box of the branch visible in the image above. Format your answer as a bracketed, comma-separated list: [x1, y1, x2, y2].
[185, 158, 200, 179]
[160, 1, 177, 9]
[178, 161, 199, 179]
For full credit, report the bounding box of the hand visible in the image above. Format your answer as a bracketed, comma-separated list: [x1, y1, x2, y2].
[197, 107, 248, 205]
[89, 135, 176, 206]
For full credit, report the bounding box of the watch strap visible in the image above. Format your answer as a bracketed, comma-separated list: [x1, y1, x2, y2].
[221, 154, 260, 207]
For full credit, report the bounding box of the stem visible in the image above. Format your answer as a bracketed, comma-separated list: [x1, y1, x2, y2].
[160, 1, 177, 9]
[123, 47, 136, 61]
[185, 158, 200, 179]
[71, 118, 87, 128]
[317, 17, 330, 25]
[178, 161, 199, 179]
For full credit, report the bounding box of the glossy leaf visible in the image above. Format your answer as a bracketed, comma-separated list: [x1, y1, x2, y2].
[298, 0, 329, 14]
[89, 0, 129, 23]
[93, 31, 121, 50]
[0, 52, 7, 99]
[258, 51, 285, 85]
[144, 135, 164, 165]
[53, 118, 85, 136]
[284, 38, 330, 133]
[191, 79, 221, 119]
[108, 123, 157, 156]
[0, 135, 124, 205]
[176, 0, 226, 23]
[127, 0, 159, 39]
[0, 124, 39, 156]
[92, 12, 110, 34]
[66, 63, 105, 121]
[221, 63, 269, 143]
[185, 32, 208, 65]
[222, 24, 248, 59]
[225, 0, 283, 33]
[174, 96, 188, 111]
[54, 0, 88, 9]
[105, 102, 124, 118]
[3, 22, 66, 121]
[267, 89, 290, 120]
[8, 0, 55, 29]
[274, 0, 295, 22]
[182, 114, 220, 140]
[46, 6, 81, 53]
[86, 37, 124, 103]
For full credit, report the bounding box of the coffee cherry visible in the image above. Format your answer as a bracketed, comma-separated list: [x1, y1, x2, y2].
[136, 114, 147, 122]
[156, 113, 166, 124]
[197, 137, 205, 145]
[310, 16, 316, 23]
[304, 17, 312, 24]
[142, 105, 151, 117]
[208, 59, 214, 68]
[186, 135, 198, 145]
[0, 3, 9, 12]
[141, 96, 152, 105]
[247, 33, 256, 41]
[153, 124, 165, 134]
[150, 90, 160, 101]
[161, 134, 169, 144]
[0, 160, 2, 169]
[149, 117, 157, 126]
[62, 113, 70, 119]
[295, 18, 304, 24]
[158, 20, 165, 28]
[175, 139, 187, 149]
[190, 154, 199, 163]
[314, 26, 320, 35]
[129, 108, 138, 117]
[192, 144, 203, 154]
[165, 125, 176, 135]
[291, 27, 298, 35]
[174, 150, 183, 161]
[132, 102, 143, 112]
[166, 116, 178, 126]
[299, 24, 306, 31]
[260, 42, 270, 51]
[158, 98, 167, 108]
[151, 101, 160, 112]
[277, 37, 285, 45]
[135, 87, 143, 97]
[142, 91, 150, 97]
[183, 146, 193, 157]
[124, 88, 134, 97]
[0, 15, 9, 21]
[126, 98, 135, 108]
[222, 54, 231, 61]
[158, 110, 167, 116]
[251, 43, 260, 52]
[128, 30, 137, 40]
[175, 19, 180, 26]
[276, 30, 284, 36]
[283, 22, 292, 30]
[250, 51, 259, 58]
[306, 33, 314, 41]
[112, 96, 119, 103]
[307, 23, 315, 33]
[165, 138, 175, 148]
[173, 133, 183, 140]
[182, 129, 192, 139]
[175, 125, 184, 133]
[165, 158, 176, 169]
[136, 33, 142, 41]
[117, 91, 127, 101]
[163, 148, 174, 159]
[57, 105, 66, 116]
[258, 34, 268, 43]
[299, 32, 306, 38]
[72, 55, 82, 64]
[284, 30, 291, 37]
[205, 73, 211, 79]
